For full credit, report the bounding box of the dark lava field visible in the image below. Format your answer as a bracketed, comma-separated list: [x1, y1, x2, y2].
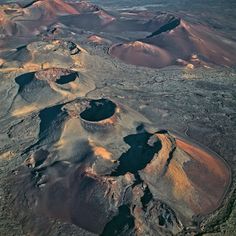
[0, 1, 235, 235]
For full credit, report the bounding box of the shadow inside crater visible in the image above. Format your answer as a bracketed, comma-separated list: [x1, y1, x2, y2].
[111, 130, 162, 176]
[101, 205, 135, 236]
[56, 72, 77, 85]
[80, 99, 116, 122]
[15, 72, 35, 93]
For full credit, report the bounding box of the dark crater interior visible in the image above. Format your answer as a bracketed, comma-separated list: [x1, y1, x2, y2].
[101, 205, 135, 236]
[80, 99, 116, 122]
[15, 72, 35, 92]
[56, 72, 77, 85]
[111, 131, 162, 176]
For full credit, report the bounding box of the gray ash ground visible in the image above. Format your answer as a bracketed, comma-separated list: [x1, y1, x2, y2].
[0, 1, 236, 236]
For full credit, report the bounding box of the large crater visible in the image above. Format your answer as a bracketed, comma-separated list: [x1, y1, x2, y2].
[79, 99, 118, 131]
[80, 99, 116, 122]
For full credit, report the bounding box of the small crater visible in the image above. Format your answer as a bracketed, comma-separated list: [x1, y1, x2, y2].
[56, 72, 77, 85]
[35, 68, 78, 84]
[80, 99, 116, 122]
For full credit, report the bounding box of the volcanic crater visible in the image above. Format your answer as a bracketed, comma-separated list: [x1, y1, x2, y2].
[6, 97, 231, 235]
[79, 99, 118, 131]
[0, 1, 235, 236]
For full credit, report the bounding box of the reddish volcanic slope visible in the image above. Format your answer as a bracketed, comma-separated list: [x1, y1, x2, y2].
[87, 35, 112, 45]
[0, 0, 116, 49]
[0, 1, 234, 235]
[1, 0, 235, 68]
[110, 20, 236, 68]
[109, 41, 173, 68]
[139, 133, 231, 223]
[0, 0, 79, 37]
[176, 138, 230, 215]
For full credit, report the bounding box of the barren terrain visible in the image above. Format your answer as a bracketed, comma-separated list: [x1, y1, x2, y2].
[0, 1, 235, 236]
